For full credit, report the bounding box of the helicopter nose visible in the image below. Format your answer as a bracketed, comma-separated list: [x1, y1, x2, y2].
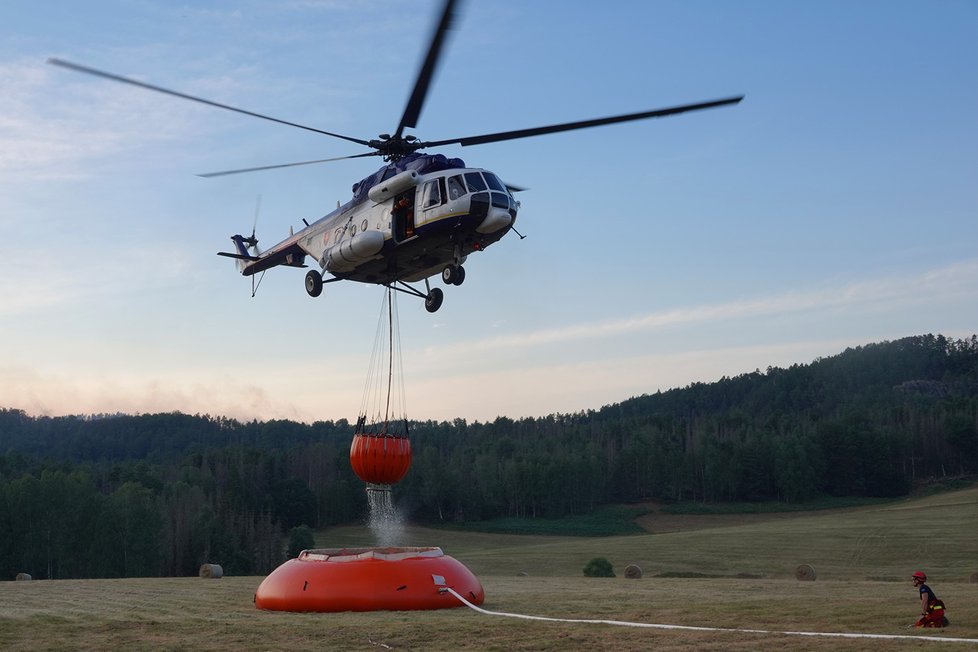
[476, 207, 512, 234]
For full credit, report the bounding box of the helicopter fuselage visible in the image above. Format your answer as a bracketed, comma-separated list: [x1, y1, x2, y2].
[231, 154, 518, 303]
[51, 0, 741, 314]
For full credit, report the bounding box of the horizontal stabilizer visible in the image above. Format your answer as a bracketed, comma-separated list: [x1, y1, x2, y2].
[217, 251, 259, 262]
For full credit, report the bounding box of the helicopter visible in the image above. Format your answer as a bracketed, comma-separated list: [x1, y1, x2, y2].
[48, 0, 742, 313]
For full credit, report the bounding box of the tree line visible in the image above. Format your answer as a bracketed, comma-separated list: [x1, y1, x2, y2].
[1, 333, 975, 579]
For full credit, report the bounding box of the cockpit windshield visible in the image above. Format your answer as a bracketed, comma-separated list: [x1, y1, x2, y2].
[463, 172, 487, 192]
[482, 172, 506, 192]
[444, 171, 515, 209]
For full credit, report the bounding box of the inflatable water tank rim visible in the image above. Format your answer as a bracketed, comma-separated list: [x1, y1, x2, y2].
[299, 546, 444, 563]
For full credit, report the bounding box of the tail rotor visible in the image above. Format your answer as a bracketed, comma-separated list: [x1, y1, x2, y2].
[217, 196, 267, 296]
[246, 196, 265, 296]
[244, 195, 262, 257]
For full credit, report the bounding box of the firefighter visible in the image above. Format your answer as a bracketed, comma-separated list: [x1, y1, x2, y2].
[912, 571, 949, 628]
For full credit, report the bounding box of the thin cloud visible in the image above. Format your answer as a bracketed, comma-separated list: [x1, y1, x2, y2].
[0, 244, 194, 317]
[423, 259, 978, 356]
[0, 59, 230, 181]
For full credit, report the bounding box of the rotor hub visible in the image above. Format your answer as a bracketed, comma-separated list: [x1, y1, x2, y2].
[369, 135, 425, 161]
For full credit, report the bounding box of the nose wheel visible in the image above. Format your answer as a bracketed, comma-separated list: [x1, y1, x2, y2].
[425, 288, 444, 313]
[442, 264, 465, 286]
[389, 280, 445, 313]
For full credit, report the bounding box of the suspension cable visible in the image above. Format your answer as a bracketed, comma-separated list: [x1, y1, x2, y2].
[357, 289, 390, 432]
[357, 286, 407, 437]
[383, 286, 394, 434]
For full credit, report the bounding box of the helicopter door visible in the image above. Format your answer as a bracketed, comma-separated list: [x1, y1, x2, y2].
[418, 177, 446, 227]
[391, 190, 416, 243]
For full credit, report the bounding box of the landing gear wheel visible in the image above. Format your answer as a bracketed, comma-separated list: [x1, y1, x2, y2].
[442, 264, 466, 286]
[305, 270, 323, 297]
[425, 287, 444, 313]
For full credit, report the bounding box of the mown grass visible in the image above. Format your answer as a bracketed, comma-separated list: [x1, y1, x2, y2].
[1, 486, 975, 651]
[2, 575, 976, 651]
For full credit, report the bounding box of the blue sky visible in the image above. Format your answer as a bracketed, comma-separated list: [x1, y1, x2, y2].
[1, 0, 976, 423]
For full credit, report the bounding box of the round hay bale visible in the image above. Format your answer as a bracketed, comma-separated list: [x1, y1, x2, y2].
[14, 572, 32, 581]
[795, 564, 816, 581]
[199, 563, 223, 579]
[624, 564, 643, 579]
[970, 572, 978, 584]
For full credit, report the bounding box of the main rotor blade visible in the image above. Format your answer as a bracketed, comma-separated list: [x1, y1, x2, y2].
[394, 0, 457, 139]
[423, 96, 745, 148]
[197, 152, 380, 178]
[47, 57, 371, 147]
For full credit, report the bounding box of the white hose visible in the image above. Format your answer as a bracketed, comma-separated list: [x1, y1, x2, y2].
[444, 588, 978, 645]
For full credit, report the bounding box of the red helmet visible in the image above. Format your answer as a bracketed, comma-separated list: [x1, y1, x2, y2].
[912, 571, 927, 581]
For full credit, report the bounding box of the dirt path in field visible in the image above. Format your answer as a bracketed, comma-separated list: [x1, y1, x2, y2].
[634, 505, 833, 534]
[634, 484, 976, 534]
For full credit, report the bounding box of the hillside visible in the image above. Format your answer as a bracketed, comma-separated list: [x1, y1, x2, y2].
[0, 334, 975, 580]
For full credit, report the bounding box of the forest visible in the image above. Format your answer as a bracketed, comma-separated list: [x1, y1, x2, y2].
[0, 334, 975, 580]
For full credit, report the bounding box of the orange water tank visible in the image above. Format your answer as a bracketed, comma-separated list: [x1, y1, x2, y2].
[254, 547, 484, 612]
[349, 433, 412, 485]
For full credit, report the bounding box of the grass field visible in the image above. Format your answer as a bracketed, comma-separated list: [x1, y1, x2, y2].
[1, 486, 975, 651]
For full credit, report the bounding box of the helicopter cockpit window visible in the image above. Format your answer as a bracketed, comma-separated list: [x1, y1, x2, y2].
[483, 172, 506, 192]
[421, 179, 444, 209]
[447, 175, 466, 201]
[464, 172, 487, 192]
